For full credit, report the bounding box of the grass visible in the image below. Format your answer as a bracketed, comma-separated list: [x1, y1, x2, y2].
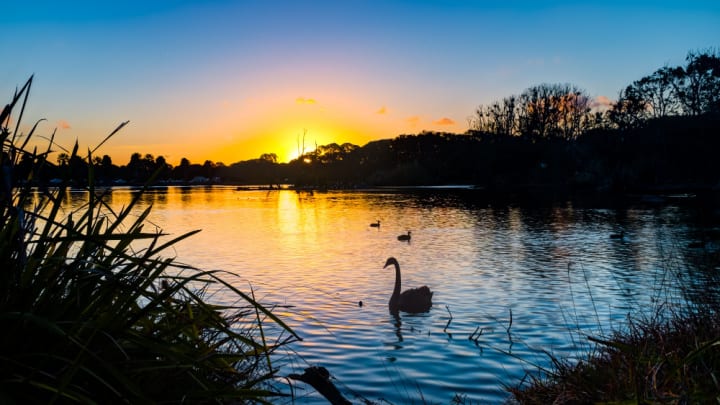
[508, 252, 720, 404]
[0, 76, 300, 403]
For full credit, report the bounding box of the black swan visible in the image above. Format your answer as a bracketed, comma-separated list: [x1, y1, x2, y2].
[370, 220, 381, 228]
[397, 231, 411, 241]
[384, 257, 432, 314]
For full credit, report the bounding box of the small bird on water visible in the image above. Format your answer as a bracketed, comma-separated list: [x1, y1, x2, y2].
[397, 231, 411, 241]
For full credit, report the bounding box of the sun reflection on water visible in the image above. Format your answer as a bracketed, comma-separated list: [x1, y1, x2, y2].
[52, 186, 714, 404]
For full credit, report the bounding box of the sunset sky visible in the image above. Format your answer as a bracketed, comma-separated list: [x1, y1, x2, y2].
[2, 1, 718, 165]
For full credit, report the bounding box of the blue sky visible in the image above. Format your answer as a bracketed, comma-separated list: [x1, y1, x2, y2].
[2, 1, 718, 164]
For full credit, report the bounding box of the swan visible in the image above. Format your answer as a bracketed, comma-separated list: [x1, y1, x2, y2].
[610, 231, 624, 239]
[370, 220, 381, 228]
[384, 257, 432, 314]
[397, 231, 411, 241]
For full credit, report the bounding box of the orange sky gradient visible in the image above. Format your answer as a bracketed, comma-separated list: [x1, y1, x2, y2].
[40, 84, 464, 165]
[3, 1, 718, 166]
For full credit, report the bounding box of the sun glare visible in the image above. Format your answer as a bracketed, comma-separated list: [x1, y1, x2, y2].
[285, 149, 301, 163]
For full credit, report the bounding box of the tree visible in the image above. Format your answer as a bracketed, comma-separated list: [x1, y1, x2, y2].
[202, 160, 215, 178]
[673, 49, 720, 115]
[517, 83, 592, 140]
[626, 66, 680, 119]
[174, 157, 191, 181]
[56, 153, 70, 166]
[556, 90, 592, 140]
[154, 155, 171, 179]
[471, 96, 517, 136]
[126, 152, 144, 180]
[259, 153, 278, 164]
[608, 85, 651, 130]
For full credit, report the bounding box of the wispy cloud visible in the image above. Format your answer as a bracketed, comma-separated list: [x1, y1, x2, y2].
[376, 106, 388, 115]
[433, 117, 455, 126]
[296, 97, 317, 105]
[58, 119, 71, 130]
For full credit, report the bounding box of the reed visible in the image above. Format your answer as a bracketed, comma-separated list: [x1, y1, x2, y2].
[0, 77, 299, 403]
[508, 253, 720, 403]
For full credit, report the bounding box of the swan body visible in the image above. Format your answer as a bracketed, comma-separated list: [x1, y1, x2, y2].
[397, 231, 411, 241]
[384, 257, 432, 314]
[370, 220, 381, 228]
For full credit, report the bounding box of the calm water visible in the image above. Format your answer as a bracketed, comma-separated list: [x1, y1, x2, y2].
[62, 186, 717, 403]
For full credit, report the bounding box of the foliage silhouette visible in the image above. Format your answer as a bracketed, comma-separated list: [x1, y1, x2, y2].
[1, 77, 300, 403]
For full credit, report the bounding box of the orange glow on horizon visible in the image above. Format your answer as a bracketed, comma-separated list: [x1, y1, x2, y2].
[28, 89, 455, 167]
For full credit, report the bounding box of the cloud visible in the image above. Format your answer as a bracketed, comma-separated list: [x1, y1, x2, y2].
[58, 119, 71, 129]
[376, 106, 387, 115]
[593, 95, 614, 108]
[433, 117, 455, 126]
[406, 116, 421, 126]
[296, 97, 317, 105]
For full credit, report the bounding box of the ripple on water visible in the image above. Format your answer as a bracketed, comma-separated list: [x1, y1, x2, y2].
[62, 188, 712, 404]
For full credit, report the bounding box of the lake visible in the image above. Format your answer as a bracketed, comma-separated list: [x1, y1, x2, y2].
[62, 185, 718, 404]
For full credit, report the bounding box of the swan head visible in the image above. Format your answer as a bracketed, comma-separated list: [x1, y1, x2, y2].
[384, 257, 398, 268]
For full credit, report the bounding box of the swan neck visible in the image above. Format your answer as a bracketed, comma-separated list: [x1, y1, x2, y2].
[392, 262, 401, 300]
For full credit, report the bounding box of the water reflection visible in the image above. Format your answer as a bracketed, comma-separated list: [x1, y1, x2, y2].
[47, 186, 719, 404]
[391, 314, 403, 347]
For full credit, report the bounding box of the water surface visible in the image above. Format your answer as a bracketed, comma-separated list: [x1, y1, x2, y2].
[63, 186, 717, 403]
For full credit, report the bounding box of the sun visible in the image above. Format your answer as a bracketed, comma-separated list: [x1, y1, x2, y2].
[285, 149, 301, 163]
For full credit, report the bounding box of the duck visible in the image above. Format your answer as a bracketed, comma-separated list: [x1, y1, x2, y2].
[397, 231, 411, 241]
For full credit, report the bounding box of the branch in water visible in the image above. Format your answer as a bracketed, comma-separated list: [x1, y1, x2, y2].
[288, 366, 351, 405]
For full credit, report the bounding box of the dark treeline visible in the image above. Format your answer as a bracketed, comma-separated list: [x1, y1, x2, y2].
[18, 49, 720, 197]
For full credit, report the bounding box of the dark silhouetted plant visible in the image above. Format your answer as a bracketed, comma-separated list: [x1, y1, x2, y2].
[0, 76, 299, 403]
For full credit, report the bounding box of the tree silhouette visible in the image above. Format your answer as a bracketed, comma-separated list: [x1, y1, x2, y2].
[673, 49, 720, 115]
[259, 153, 278, 164]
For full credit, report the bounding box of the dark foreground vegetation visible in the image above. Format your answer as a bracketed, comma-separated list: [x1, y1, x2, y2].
[508, 250, 720, 404]
[1, 78, 300, 402]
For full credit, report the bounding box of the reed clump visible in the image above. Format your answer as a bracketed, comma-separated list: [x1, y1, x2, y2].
[0, 77, 299, 403]
[508, 256, 720, 404]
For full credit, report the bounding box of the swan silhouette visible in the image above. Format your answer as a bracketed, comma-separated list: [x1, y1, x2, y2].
[397, 231, 411, 241]
[370, 220, 381, 228]
[384, 257, 432, 314]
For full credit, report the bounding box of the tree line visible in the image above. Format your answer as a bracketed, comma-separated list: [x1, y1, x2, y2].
[16, 49, 720, 197]
[469, 49, 720, 138]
